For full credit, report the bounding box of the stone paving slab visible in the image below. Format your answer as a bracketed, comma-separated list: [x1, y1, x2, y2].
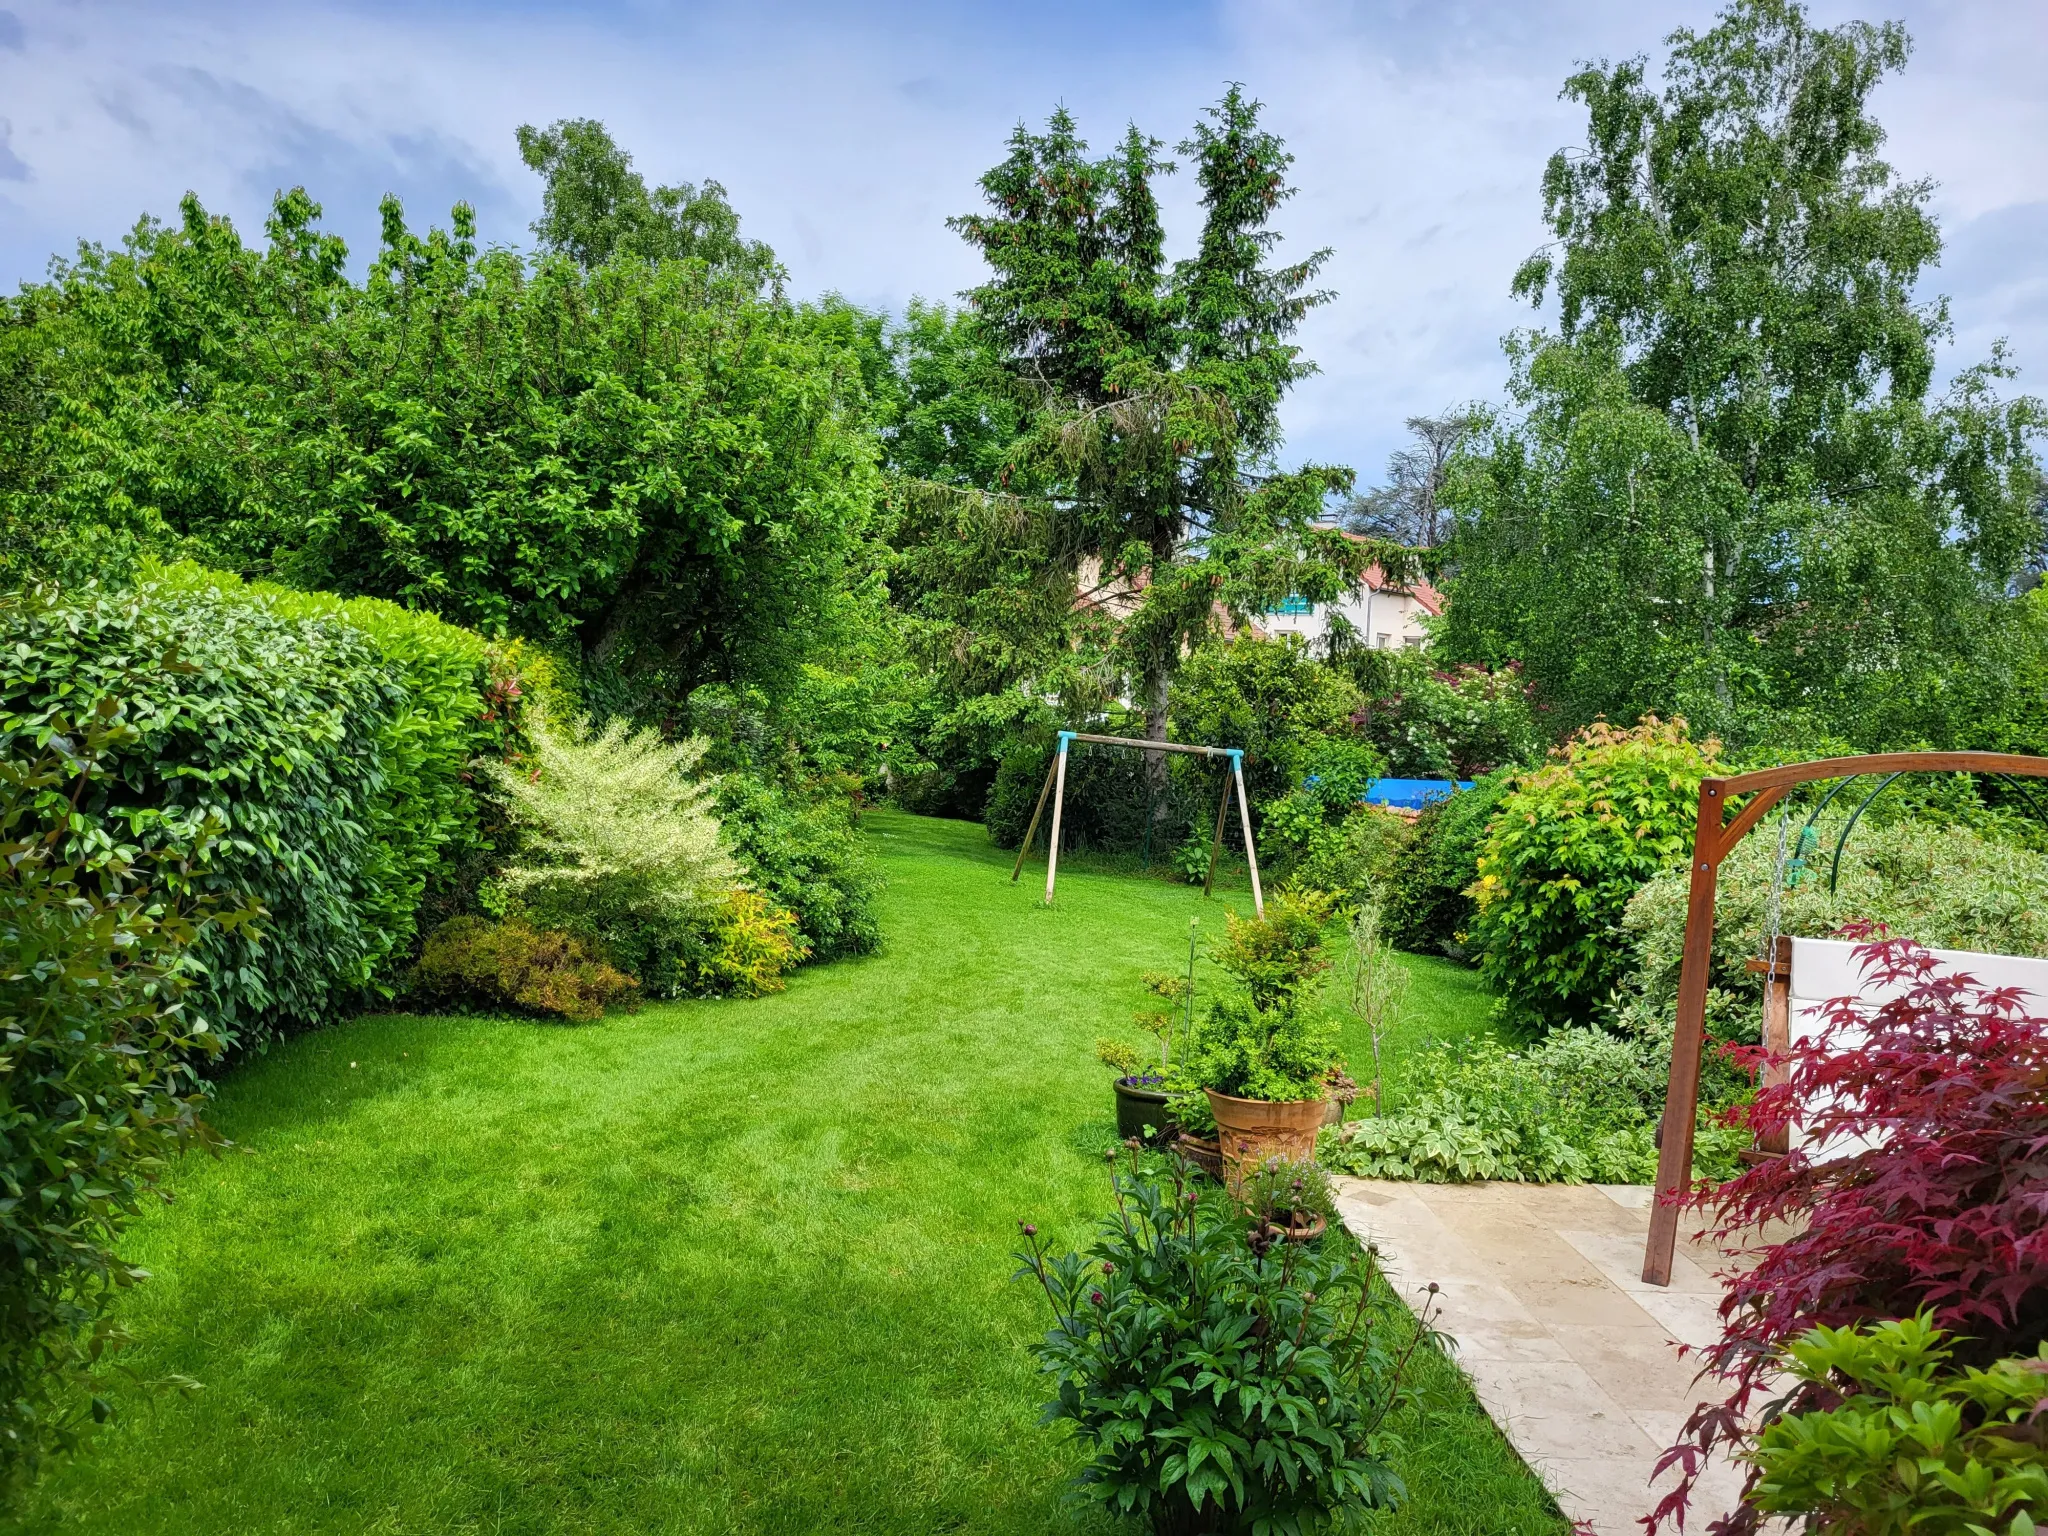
[1333, 1178, 1751, 1536]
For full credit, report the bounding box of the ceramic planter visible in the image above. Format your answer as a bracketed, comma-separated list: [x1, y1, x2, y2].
[1205, 1089, 1329, 1196]
[1112, 1075, 1173, 1143]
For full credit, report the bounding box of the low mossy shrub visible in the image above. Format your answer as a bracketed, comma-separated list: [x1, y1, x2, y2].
[1470, 717, 1714, 1031]
[1321, 1030, 1749, 1185]
[1015, 1150, 1421, 1532]
[0, 709, 249, 1488]
[0, 573, 491, 1052]
[411, 916, 639, 1023]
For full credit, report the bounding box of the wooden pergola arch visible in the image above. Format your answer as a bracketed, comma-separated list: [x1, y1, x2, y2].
[1643, 750, 2048, 1286]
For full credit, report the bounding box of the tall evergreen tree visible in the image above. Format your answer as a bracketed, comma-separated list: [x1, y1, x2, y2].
[946, 89, 1375, 810]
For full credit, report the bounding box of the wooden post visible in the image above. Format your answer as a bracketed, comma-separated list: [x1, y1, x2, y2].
[1010, 755, 1061, 884]
[1745, 935, 1793, 1157]
[1043, 733, 1071, 905]
[1231, 750, 1264, 920]
[1643, 783, 1729, 1285]
[1202, 775, 1232, 898]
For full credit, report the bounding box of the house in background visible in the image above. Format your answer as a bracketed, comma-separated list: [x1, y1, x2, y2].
[1257, 561, 1443, 651]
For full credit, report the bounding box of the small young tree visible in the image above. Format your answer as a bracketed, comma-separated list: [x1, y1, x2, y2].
[1345, 898, 1409, 1115]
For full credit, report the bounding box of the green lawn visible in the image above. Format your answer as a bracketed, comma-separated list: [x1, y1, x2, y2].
[15, 811, 1563, 1535]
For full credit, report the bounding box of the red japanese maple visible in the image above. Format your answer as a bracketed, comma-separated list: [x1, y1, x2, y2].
[1650, 928, 2048, 1534]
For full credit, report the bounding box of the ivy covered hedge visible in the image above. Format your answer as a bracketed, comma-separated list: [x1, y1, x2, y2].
[0, 569, 493, 1052]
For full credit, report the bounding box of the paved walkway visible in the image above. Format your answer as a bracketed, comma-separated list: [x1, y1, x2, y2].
[1332, 1179, 1751, 1536]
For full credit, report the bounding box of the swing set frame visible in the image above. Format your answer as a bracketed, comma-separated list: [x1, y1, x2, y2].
[1009, 730, 1266, 919]
[1642, 749, 2048, 1287]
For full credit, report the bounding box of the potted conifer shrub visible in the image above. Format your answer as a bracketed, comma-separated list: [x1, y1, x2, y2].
[1175, 892, 1347, 1194]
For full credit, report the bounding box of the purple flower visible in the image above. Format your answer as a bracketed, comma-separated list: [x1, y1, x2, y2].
[1090, 1290, 1105, 1307]
[1019, 1223, 1037, 1237]
[1101, 1262, 1115, 1276]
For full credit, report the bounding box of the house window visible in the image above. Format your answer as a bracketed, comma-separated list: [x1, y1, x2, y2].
[1375, 633, 1392, 649]
[1402, 635, 1424, 650]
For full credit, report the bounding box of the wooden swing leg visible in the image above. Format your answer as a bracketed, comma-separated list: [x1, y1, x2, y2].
[1232, 757, 1264, 920]
[1043, 742, 1070, 906]
[1202, 777, 1231, 898]
[1010, 756, 1061, 883]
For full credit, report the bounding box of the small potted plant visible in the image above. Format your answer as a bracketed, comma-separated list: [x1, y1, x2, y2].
[1098, 923, 1199, 1146]
[1175, 891, 1346, 1195]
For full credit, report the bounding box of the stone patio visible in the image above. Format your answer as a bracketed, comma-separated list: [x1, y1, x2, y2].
[1332, 1178, 1752, 1536]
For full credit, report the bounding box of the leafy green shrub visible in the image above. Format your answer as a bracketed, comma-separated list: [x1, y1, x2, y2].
[692, 890, 809, 999]
[1615, 813, 2048, 1048]
[1179, 892, 1346, 1103]
[1171, 635, 1365, 810]
[713, 774, 880, 960]
[150, 563, 496, 950]
[1381, 772, 1512, 958]
[1342, 651, 1545, 778]
[1014, 1151, 1418, 1532]
[1274, 805, 1412, 911]
[0, 709, 250, 1489]
[1470, 718, 1714, 1031]
[0, 576, 487, 1051]
[1743, 1316, 2048, 1535]
[411, 916, 639, 1023]
[1321, 1031, 1748, 1185]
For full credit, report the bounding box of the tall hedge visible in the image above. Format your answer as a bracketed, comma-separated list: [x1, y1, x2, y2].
[0, 570, 490, 1050]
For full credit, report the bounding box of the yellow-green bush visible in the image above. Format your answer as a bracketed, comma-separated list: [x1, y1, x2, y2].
[412, 917, 639, 1023]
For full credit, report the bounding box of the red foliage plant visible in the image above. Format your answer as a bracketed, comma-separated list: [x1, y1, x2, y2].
[1650, 927, 2048, 1535]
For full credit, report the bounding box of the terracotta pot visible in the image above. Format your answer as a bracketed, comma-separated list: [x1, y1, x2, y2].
[1262, 1209, 1328, 1245]
[1112, 1076, 1173, 1143]
[1206, 1089, 1330, 1196]
[1175, 1132, 1224, 1182]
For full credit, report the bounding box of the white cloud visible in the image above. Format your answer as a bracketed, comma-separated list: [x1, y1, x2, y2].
[0, 0, 2039, 477]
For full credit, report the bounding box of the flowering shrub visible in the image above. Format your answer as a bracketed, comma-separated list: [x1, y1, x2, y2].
[1015, 1150, 1426, 1533]
[1653, 934, 2048, 1535]
[1743, 1315, 2048, 1534]
[1470, 717, 1713, 1030]
[1345, 652, 1543, 779]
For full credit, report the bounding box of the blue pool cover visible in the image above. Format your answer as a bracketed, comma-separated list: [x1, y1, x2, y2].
[1361, 777, 1473, 810]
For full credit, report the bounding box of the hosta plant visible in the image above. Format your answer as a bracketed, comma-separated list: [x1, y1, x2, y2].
[1015, 1147, 1433, 1534]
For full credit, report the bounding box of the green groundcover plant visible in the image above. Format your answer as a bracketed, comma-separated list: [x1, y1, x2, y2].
[1014, 1148, 1431, 1534]
[0, 708, 253, 1491]
[1320, 1031, 1748, 1185]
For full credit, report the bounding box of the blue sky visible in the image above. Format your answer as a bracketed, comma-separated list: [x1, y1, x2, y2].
[2, 0, 2042, 479]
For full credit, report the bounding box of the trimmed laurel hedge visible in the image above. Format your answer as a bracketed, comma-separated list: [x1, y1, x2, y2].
[0, 568, 492, 1052]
